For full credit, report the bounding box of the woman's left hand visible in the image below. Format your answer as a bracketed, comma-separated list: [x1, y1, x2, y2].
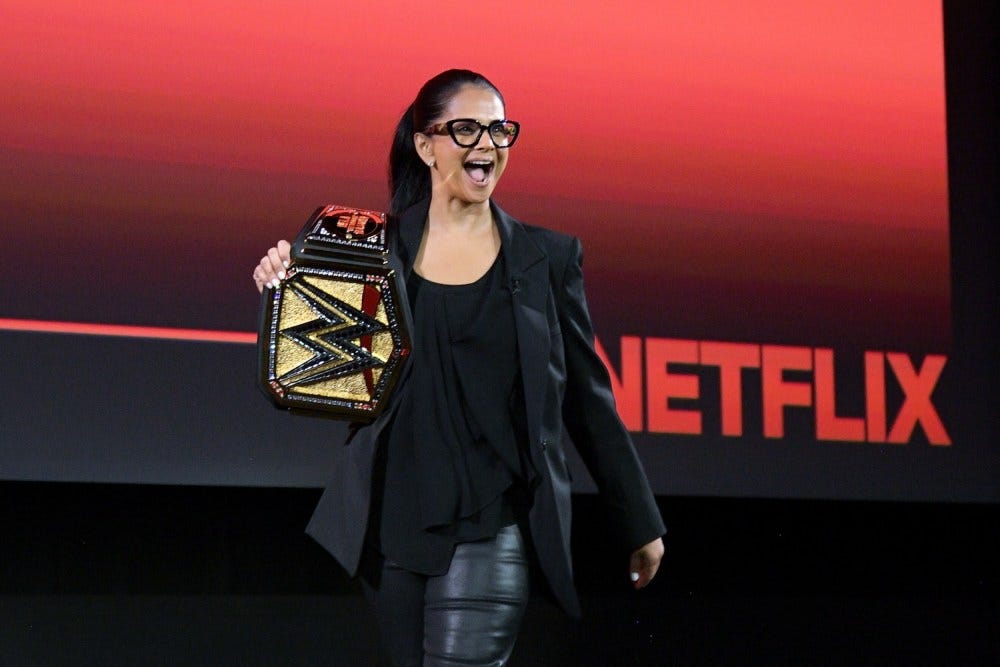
[629, 537, 664, 590]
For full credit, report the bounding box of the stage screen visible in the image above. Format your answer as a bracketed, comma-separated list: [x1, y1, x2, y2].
[2, 1, 990, 501]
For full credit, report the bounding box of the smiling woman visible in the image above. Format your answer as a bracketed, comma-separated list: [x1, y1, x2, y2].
[252, 69, 665, 666]
[409, 82, 512, 284]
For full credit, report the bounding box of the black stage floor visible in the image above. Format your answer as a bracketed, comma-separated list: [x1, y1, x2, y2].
[1, 483, 996, 665]
[2, 591, 994, 666]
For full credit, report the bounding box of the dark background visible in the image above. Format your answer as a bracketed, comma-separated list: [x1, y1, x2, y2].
[1, 2, 996, 664]
[0, 0, 980, 503]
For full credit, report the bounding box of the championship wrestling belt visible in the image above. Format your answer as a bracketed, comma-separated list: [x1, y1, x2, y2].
[258, 205, 410, 421]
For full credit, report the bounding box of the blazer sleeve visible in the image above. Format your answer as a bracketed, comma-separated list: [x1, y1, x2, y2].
[555, 236, 666, 550]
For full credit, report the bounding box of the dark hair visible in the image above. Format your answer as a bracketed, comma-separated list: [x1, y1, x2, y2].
[388, 69, 505, 216]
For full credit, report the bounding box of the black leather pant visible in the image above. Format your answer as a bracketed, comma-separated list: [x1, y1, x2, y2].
[361, 523, 531, 666]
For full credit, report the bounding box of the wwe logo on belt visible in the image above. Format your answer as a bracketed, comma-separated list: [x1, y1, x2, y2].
[278, 279, 387, 388]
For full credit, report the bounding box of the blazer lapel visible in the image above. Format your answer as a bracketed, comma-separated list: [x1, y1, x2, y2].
[394, 198, 429, 284]
[492, 201, 550, 451]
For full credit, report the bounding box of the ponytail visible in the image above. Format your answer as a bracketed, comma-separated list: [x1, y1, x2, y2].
[387, 69, 505, 216]
[388, 104, 430, 216]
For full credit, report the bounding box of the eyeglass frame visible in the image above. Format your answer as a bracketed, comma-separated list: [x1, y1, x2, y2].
[422, 118, 521, 148]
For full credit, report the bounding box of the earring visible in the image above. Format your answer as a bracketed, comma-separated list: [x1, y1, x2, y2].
[428, 159, 435, 168]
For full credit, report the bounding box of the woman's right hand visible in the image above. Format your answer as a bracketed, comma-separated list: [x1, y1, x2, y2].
[252, 240, 292, 293]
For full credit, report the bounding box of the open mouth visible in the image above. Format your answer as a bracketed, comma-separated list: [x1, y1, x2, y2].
[463, 159, 494, 185]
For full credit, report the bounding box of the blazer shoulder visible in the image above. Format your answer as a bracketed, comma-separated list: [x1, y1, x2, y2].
[520, 221, 581, 278]
[493, 200, 580, 278]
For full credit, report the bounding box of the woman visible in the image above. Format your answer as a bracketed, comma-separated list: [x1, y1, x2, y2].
[253, 69, 665, 666]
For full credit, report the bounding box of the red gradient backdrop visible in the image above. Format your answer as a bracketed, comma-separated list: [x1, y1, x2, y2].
[1, 1, 948, 347]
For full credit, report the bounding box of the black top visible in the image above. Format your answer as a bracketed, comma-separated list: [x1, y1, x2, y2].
[371, 251, 535, 575]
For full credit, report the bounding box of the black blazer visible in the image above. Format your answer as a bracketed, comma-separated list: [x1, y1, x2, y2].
[305, 198, 665, 616]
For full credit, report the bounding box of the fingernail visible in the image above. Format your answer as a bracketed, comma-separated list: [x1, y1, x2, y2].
[271, 278, 281, 289]
[283, 260, 290, 269]
[277, 270, 286, 280]
[630, 572, 640, 582]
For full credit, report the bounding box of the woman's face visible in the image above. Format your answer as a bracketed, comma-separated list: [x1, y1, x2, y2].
[417, 85, 509, 206]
